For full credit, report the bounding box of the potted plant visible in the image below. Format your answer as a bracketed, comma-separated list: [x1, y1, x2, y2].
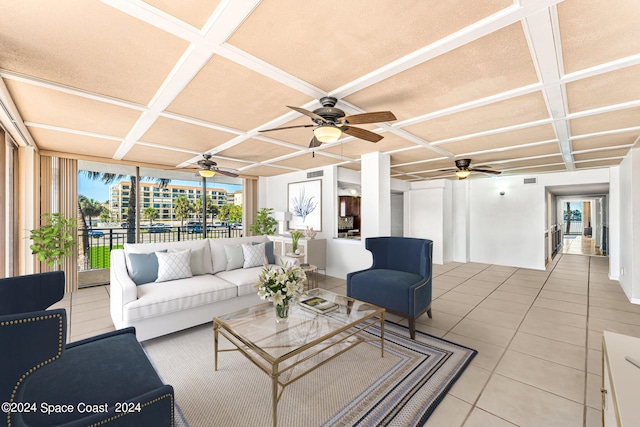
[289, 229, 303, 254]
[29, 212, 76, 267]
[249, 208, 277, 236]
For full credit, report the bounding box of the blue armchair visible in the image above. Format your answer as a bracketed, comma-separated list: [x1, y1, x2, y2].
[0, 271, 174, 427]
[347, 237, 433, 339]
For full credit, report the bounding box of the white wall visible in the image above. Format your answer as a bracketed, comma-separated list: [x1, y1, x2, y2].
[390, 193, 404, 237]
[616, 150, 640, 302]
[452, 180, 470, 262]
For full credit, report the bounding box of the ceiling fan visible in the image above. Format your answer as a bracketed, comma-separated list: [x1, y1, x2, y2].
[440, 159, 501, 180]
[259, 96, 397, 148]
[191, 154, 239, 178]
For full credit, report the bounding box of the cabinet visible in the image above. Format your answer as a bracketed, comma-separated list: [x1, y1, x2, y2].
[267, 236, 326, 271]
[602, 331, 640, 426]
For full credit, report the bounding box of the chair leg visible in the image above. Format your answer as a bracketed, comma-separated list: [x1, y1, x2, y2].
[408, 316, 416, 340]
[427, 306, 432, 318]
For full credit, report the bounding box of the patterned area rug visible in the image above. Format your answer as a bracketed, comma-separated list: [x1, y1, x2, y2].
[142, 320, 476, 427]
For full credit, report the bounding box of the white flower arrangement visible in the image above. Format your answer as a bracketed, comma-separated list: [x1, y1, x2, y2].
[255, 262, 306, 306]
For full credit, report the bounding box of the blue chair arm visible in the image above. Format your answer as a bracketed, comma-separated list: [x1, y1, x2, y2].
[0, 309, 67, 407]
[407, 276, 433, 316]
[0, 271, 65, 315]
[65, 327, 136, 349]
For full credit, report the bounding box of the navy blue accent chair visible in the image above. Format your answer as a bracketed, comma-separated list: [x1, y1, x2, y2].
[347, 237, 433, 339]
[0, 271, 174, 427]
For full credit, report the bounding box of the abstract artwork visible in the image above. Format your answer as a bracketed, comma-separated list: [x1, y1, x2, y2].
[288, 179, 322, 231]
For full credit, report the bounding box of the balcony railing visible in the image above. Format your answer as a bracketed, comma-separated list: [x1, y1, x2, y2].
[562, 221, 584, 235]
[78, 225, 243, 270]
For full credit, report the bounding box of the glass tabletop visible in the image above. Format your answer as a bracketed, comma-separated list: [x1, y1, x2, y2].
[214, 288, 383, 363]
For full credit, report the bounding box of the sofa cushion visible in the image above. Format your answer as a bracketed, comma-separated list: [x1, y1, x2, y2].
[156, 250, 192, 282]
[254, 240, 275, 264]
[224, 245, 244, 271]
[125, 275, 237, 322]
[129, 250, 167, 285]
[210, 236, 268, 274]
[216, 266, 269, 297]
[242, 242, 265, 268]
[171, 246, 206, 276]
[125, 240, 213, 275]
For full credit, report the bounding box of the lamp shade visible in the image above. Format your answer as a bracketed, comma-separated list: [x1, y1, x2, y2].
[273, 211, 292, 221]
[198, 169, 215, 178]
[313, 125, 342, 142]
[455, 170, 471, 178]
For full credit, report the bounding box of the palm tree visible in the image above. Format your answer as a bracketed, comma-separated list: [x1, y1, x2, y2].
[80, 171, 169, 243]
[173, 196, 193, 229]
[143, 206, 159, 226]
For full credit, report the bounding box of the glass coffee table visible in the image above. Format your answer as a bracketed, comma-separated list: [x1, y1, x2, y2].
[213, 288, 385, 427]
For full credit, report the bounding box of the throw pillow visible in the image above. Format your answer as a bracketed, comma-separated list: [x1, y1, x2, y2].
[156, 249, 193, 282]
[170, 247, 206, 276]
[253, 240, 275, 264]
[128, 250, 167, 285]
[224, 244, 244, 271]
[242, 242, 265, 268]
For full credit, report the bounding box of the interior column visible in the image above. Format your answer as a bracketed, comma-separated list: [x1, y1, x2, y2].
[361, 152, 390, 240]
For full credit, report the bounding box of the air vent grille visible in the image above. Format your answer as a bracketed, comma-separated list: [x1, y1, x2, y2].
[307, 170, 323, 178]
[523, 177, 537, 184]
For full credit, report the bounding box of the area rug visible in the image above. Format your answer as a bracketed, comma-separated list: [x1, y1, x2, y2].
[142, 320, 476, 427]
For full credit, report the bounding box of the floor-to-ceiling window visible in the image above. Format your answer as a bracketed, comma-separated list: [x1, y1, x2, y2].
[1, 131, 17, 277]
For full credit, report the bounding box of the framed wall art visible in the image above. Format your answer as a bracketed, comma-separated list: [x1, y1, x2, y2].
[288, 179, 322, 231]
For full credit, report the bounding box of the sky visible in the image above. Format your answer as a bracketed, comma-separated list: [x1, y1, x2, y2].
[78, 175, 242, 202]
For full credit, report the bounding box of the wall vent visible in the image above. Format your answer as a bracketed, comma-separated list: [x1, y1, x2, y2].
[307, 170, 323, 178]
[523, 177, 537, 184]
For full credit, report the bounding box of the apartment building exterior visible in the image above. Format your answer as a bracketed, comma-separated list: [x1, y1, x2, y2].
[109, 181, 241, 221]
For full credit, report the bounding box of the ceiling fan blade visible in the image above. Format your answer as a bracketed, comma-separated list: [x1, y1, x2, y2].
[340, 126, 383, 142]
[471, 168, 501, 175]
[287, 105, 326, 122]
[258, 124, 315, 133]
[341, 111, 397, 125]
[215, 169, 239, 178]
[438, 168, 459, 172]
[309, 136, 321, 148]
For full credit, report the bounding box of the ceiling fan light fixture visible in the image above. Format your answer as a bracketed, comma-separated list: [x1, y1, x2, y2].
[455, 170, 471, 178]
[313, 125, 342, 142]
[198, 169, 215, 178]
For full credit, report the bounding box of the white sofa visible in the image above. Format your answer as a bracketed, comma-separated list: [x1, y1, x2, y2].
[110, 235, 286, 341]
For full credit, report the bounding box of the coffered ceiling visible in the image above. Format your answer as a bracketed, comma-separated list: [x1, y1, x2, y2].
[1, 0, 639, 181]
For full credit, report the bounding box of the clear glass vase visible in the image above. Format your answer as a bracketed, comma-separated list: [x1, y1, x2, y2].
[275, 300, 290, 323]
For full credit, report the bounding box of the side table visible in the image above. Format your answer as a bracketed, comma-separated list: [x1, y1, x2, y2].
[300, 264, 318, 290]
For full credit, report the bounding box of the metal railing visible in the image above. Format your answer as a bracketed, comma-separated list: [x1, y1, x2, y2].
[562, 221, 584, 235]
[78, 226, 243, 270]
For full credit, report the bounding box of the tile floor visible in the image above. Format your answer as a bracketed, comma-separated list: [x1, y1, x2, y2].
[54, 253, 640, 426]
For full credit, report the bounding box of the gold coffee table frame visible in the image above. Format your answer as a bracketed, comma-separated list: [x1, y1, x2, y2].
[213, 289, 385, 427]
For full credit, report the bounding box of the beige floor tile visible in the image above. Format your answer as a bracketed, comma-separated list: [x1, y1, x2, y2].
[435, 275, 468, 285]
[461, 278, 502, 291]
[466, 306, 524, 330]
[588, 317, 640, 338]
[519, 316, 586, 347]
[448, 364, 491, 404]
[587, 349, 602, 376]
[589, 306, 640, 326]
[433, 279, 461, 291]
[589, 289, 630, 303]
[585, 407, 602, 427]
[525, 306, 586, 329]
[539, 289, 588, 305]
[446, 269, 478, 279]
[543, 282, 588, 296]
[463, 408, 517, 427]
[70, 325, 116, 343]
[439, 291, 486, 306]
[71, 305, 111, 324]
[423, 394, 471, 427]
[495, 350, 585, 403]
[453, 284, 494, 297]
[588, 330, 604, 351]
[432, 299, 476, 317]
[476, 374, 584, 427]
[497, 283, 540, 296]
[415, 323, 448, 338]
[472, 273, 509, 284]
[450, 318, 516, 348]
[589, 282, 626, 294]
[72, 290, 110, 305]
[487, 290, 536, 306]
[501, 277, 545, 289]
[71, 298, 109, 314]
[444, 332, 506, 371]
[477, 298, 531, 316]
[70, 315, 114, 336]
[432, 287, 448, 299]
[508, 331, 586, 370]
[586, 373, 602, 410]
[416, 310, 462, 331]
[533, 297, 587, 315]
[588, 296, 640, 314]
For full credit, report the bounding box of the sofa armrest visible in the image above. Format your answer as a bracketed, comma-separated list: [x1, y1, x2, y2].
[110, 249, 138, 329]
[0, 309, 67, 406]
